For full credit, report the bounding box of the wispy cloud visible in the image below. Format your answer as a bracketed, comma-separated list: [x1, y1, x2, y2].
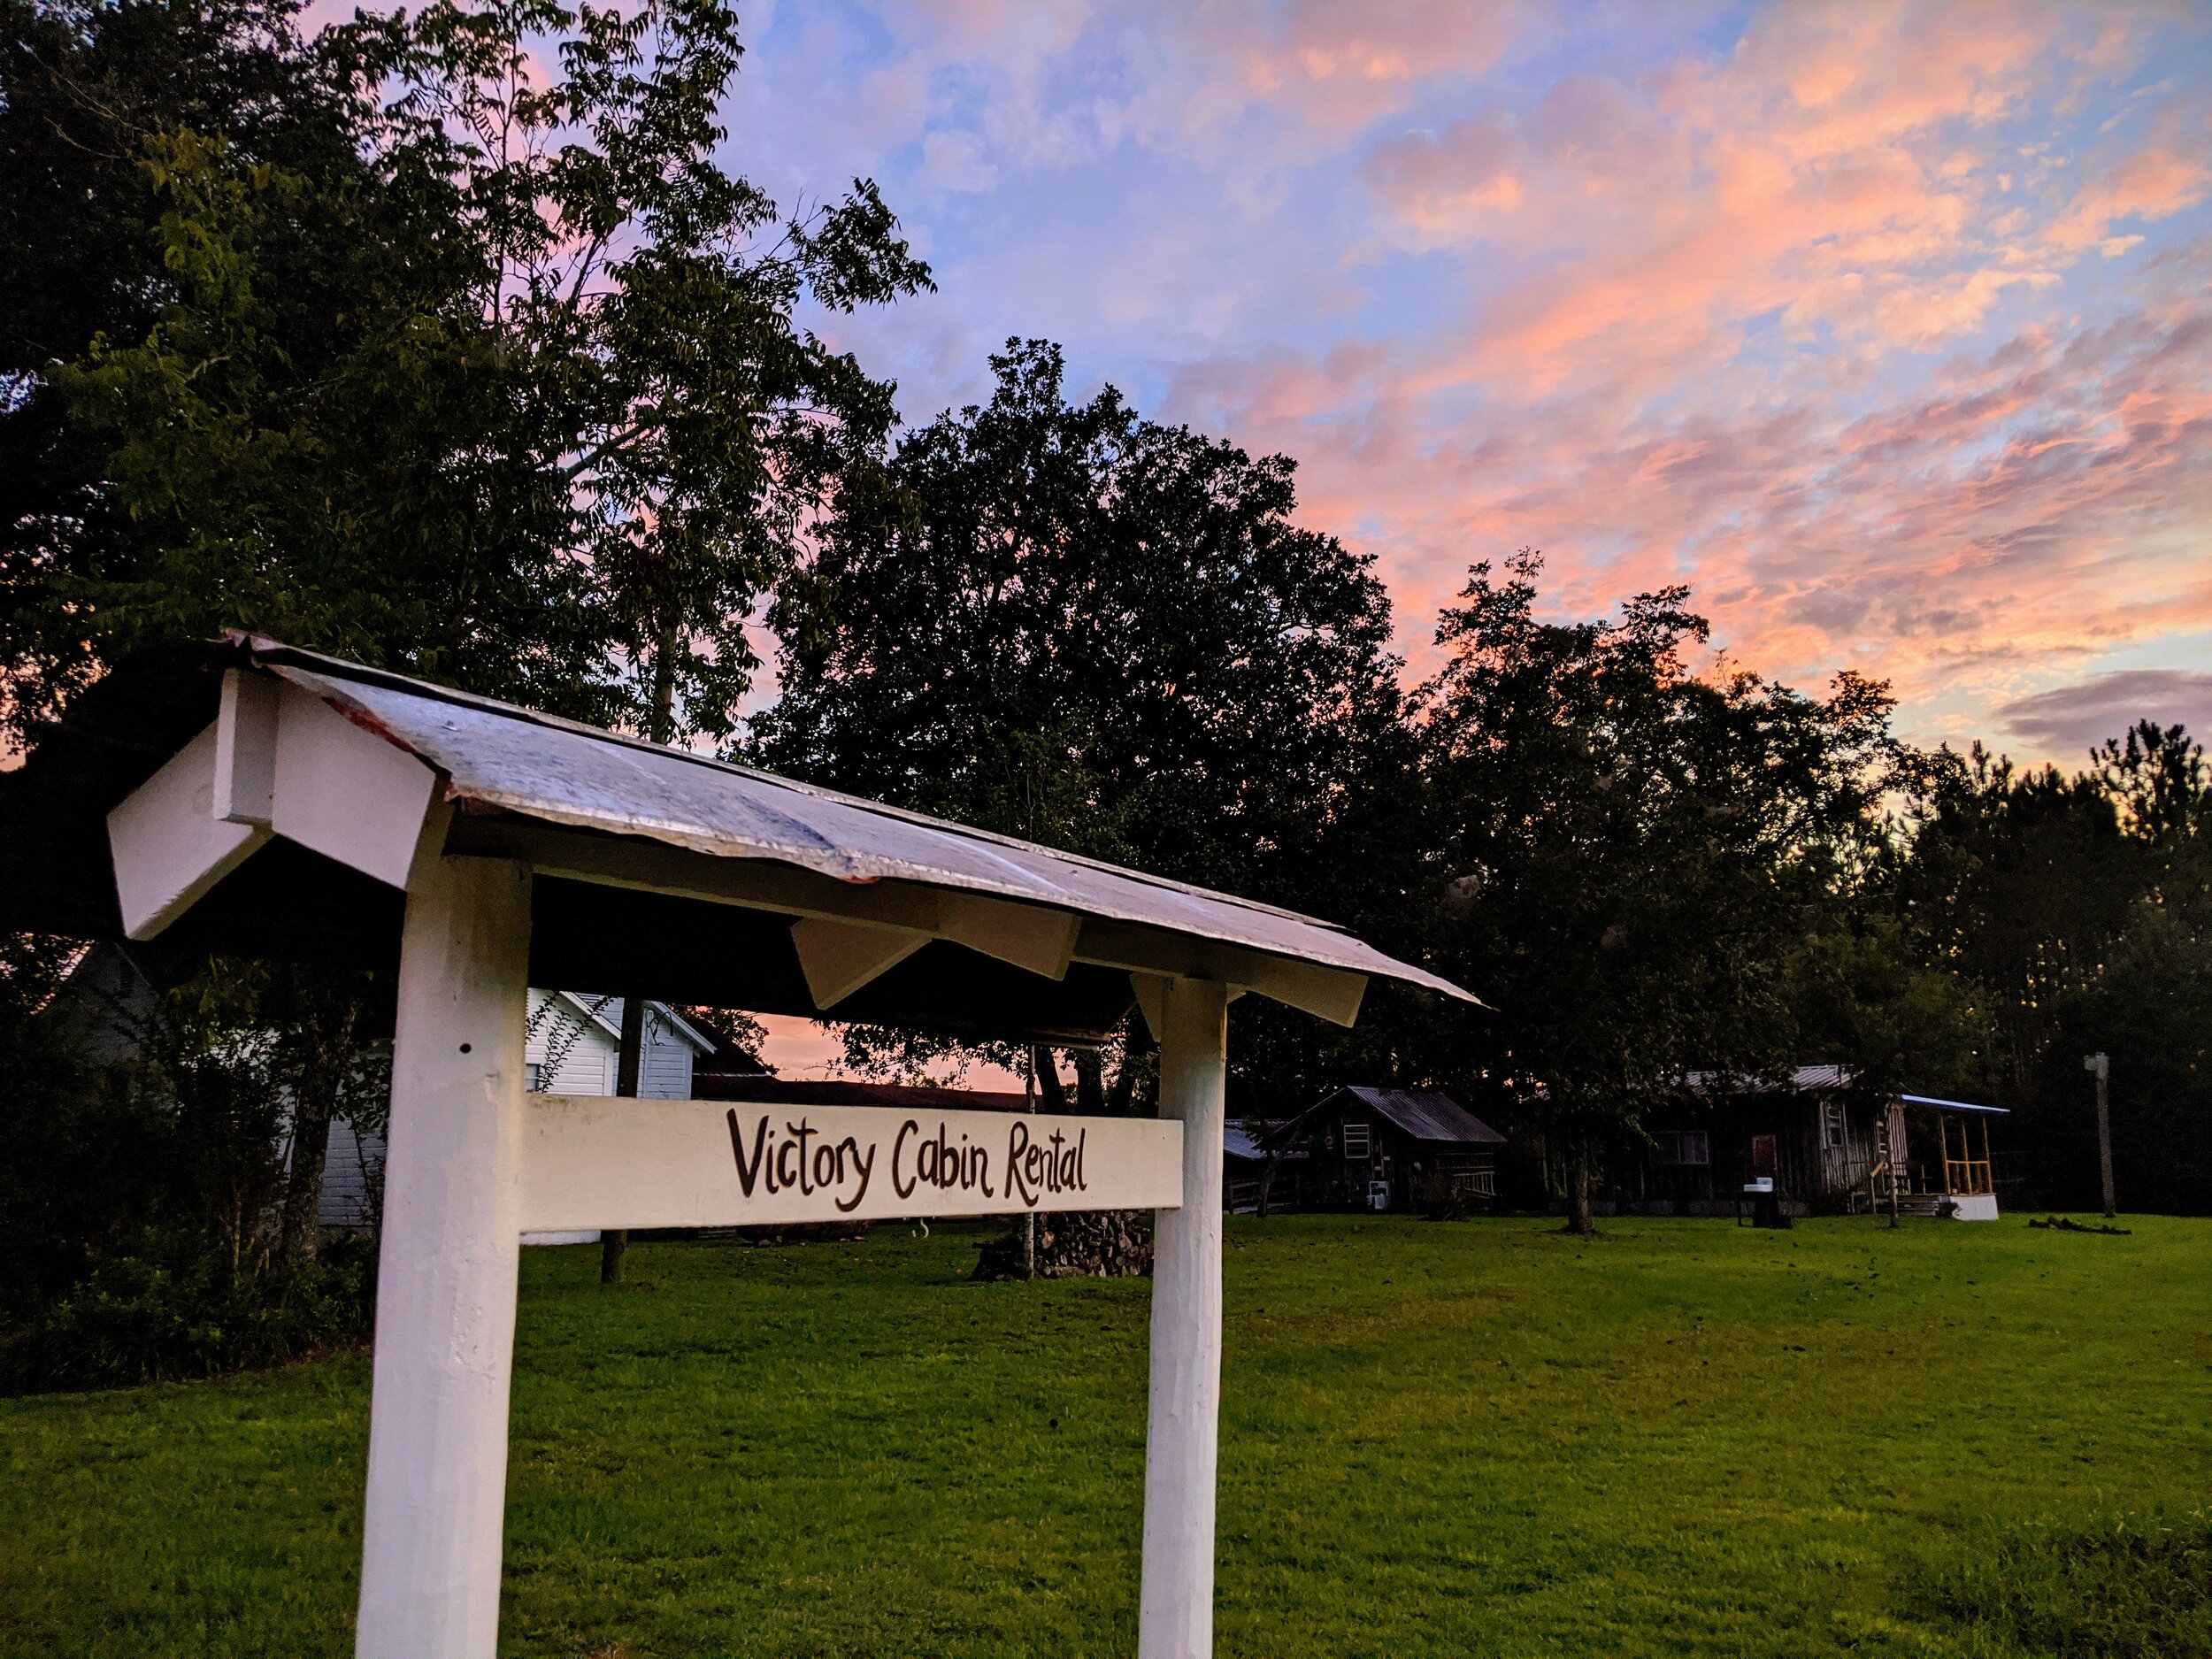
[1996, 669, 2212, 758]
[728, 0, 2212, 760]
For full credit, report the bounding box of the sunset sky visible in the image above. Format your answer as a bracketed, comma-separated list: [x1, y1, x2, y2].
[725, 0, 2212, 768]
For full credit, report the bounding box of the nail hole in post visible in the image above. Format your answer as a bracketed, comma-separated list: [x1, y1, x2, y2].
[458, 1043, 472, 1053]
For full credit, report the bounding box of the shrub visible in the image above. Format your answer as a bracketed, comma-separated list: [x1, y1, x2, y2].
[0, 1233, 374, 1394]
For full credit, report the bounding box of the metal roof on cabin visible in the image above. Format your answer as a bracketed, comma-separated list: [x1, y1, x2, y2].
[1682, 1064, 1855, 1092]
[1329, 1086, 1506, 1145]
[1900, 1093, 2008, 1116]
[1223, 1123, 1268, 1162]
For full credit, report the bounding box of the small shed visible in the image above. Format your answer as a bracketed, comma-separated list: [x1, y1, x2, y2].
[1294, 1086, 1506, 1212]
[1223, 1122, 1269, 1214]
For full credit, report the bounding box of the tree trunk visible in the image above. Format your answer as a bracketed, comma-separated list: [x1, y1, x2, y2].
[1107, 1051, 1137, 1115]
[649, 616, 680, 746]
[278, 1092, 334, 1264]
[1034, 1048, 1069, 1111]
[600, 995, 647, 1285]
[1072, 1048, 1105, 1114]
[1565, 1135, 1597, 1236]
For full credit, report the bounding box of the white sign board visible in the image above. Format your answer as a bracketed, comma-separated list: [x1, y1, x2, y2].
[518, 1096, 1185, 1231]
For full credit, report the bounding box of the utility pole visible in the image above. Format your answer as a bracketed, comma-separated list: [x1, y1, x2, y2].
[2084, 1051, 2115, 1218]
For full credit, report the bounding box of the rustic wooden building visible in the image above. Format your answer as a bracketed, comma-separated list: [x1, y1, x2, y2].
[1283, 1087, 1507, 1213]
[1584, 1067, 2009, 1219]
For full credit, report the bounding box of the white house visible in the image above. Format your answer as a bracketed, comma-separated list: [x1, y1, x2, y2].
[522, 991, 712, 1099]
[322, 991, 712, 1239]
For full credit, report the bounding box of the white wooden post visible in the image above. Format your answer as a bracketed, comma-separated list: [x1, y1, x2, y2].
[357, 856, 534, 1659]
[1140, 976, 1229, 1659]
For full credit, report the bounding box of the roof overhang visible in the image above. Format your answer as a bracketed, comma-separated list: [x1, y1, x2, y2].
[1900, 1093, 2008, 1115]
[0, 638, 1478, 1046]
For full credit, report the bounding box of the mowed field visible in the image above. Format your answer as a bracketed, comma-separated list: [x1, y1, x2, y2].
[3, 1215, 2208, 1658]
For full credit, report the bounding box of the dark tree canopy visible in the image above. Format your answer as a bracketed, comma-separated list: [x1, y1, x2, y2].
[2, 0, 929, 745]
[754, 341, 1423, 1102]
[757, 339, 1410, 910]
[1891, 721, 2212, 1211]
[1415, 551, 1905, 1227]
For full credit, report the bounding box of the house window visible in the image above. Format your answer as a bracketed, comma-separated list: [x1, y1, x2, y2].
[524, 1062, 543, 1093]
[1822, 1102, 1847, 1150]
[1656, 1130, 1709, 1166]
[1340, 1121, 1371, 1160]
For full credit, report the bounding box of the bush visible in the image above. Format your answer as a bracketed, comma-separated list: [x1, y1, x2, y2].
[0, 1234, 374, 1394]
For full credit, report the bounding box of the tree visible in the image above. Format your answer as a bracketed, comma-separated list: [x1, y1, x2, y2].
[1894, 719, 2211, 1210]
[4, 0, 930, 745]
[1, 0, 371, 733]
[4, 0, 929, 1271]
[1417, 551, 1899, 1232]
[1892, 743, 2140, 1102]
[754, 340, 1419, 1106]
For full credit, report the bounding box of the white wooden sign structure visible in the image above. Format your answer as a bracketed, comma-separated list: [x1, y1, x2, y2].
[521, 1096, 1181, 1229]
[38, 638, 1475, 1659]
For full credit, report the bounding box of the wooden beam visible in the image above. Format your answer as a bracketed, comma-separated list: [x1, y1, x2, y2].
[108, 722, 273, 939]
[789, 917, 931, 1009]
[938, 889, 1079, 981]
[270, 684, 440, 890]
[451, 818, 1085, 984]
[212, 668, 278, 826]
[1078, 917, 1367, 1026]
[1129, 972, 1170, 1044]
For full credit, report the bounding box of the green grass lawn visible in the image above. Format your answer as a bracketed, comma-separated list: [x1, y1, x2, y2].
[4, 1215, 2208, 1657]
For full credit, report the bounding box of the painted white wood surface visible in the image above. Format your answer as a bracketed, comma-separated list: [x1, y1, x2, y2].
[270, 684, 439, 889]
[108, 722, 273, 938]
[518, 1098, 1182, 1231]
[1139, 977, 1229, 1659]
[354, 856, 533, 1659]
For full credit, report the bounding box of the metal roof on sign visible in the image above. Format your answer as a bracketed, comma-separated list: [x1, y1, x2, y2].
[250, 641, 1470, 1002]
[0, 637, 1475, 1042]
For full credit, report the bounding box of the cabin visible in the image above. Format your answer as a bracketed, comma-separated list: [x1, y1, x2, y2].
[1568, 1066, 2010, 1220]
[1281, 1087, 1507, 1213]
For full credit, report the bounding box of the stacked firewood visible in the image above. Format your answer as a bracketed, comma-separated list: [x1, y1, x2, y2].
[972, 1210, 1153, 1279]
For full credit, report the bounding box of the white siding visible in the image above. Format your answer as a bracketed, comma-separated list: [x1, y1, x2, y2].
[640, 1008, 694, 1099]
[584, 997, 698, 1099]
[525, 991, 618, 1094]
[319, 1117, 385, 1229]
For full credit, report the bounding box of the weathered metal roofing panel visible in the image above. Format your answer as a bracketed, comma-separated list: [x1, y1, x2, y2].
[1900, 1093, 2008, 1116]
[1336, 1086, 1506, 1145]
[1223, 1123, 1267, 1162]
[249, 641, 1473, 1002]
